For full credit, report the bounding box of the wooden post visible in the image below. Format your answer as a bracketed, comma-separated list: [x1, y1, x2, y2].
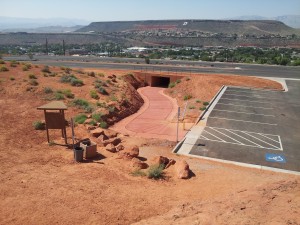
[44, 110, 50, 143]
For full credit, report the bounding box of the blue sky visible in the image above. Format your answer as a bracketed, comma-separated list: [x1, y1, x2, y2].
[2, 0, 300, 21]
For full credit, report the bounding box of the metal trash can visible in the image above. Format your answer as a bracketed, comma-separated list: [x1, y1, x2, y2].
[74, 146, 84, 162]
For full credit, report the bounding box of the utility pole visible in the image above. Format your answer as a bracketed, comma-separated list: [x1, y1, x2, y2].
[63, 40, 66, 56]
[45, 38, 48, 55]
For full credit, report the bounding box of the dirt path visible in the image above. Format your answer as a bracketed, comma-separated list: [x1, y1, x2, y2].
[111, 86, 190, 141]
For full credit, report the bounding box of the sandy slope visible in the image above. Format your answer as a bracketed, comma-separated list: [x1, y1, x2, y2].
[0, 62, 298, 225]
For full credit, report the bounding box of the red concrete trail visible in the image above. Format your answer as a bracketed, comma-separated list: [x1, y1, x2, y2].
[111, 86, 188, 141]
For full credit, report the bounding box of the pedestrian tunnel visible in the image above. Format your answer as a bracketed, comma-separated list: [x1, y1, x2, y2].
[150, 76, 170, 88]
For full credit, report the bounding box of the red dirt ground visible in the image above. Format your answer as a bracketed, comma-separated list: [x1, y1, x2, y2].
[0, 62, 299, 225]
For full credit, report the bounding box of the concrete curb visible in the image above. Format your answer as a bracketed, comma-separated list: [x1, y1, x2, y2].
[195, 85, 226, 124]
[173, 85, 227, 154]
[181, 152, 300, 176]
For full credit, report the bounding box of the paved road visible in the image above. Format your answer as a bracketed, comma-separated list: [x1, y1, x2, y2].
[4, 55, 300, 79]
[188, 80, 300, 173]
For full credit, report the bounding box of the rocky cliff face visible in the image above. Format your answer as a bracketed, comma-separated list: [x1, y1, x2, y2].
[103, 74, 145, 126]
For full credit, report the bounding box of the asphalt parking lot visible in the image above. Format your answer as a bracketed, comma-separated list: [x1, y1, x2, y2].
[189, 80, 300, 173]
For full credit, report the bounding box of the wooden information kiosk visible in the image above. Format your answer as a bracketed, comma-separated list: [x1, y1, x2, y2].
[37, 101, 68, 144]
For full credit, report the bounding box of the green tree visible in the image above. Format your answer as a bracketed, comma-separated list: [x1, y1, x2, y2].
[28, 53, 34, 60]
[145, 57, 150, 64]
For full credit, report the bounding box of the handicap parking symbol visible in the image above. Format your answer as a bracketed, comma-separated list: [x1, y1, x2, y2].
[265, 153, 286, 163]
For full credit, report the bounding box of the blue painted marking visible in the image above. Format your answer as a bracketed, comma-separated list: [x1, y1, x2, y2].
[265, 153, 286, 163]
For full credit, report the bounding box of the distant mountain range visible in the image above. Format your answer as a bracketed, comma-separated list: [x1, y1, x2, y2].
[227, 15, 300, 28]
[0, 15, 299, 33]
[0, 17, 89, 32]
[1, 19, 299, 48]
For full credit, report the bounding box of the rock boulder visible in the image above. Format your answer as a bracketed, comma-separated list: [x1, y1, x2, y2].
[131, 158, 148, 169]
[175, 160, 190, 179]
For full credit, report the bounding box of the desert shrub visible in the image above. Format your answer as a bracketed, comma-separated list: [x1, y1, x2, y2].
[44, 87, 53, 94]
[74, 114, 87, 124]
[108, 106, 115, 113]
[65, 67, 72, 74]
[73, 98, 89, 108]
[195, 99, 201, 103]
[29, 79, 38, 86]
[49, 72, 57, 77]
[90, 90, 99, 99]
[99, 121, 107, 129]
[60, 74, 76, 83]
[131, 170, 147, 177]
[106, 79, 112, 85]
[92, 112, 103, 122]
[0, 66, 9, 72]
[98, 87, 108, 95]
[147, 164, 165, 179]
[203, 102, 209, 106]
[183, 94, 192, 101]
[22, 65, 28, 71]
[60, 74, 83, 87]
[96, 102, 107, 108]
[110, 95, 118, 101]
[28, 74, 37, 79]
[168, 82, 176, 88]
[88, 71, 95, 77]
[0, 60, 5, 64]
[98, 73, 105, 77]
[189, 105, 195, 109]
[75, 69, 84, 74]
[84, 105, 94, 113]
[95, 79, 103, 84]
[33, 120, 45, 130]
[186, 77, 191, 81]
[10, 77, 15, 81]
[70, 78, 83, 86]
[10, 61, 19, 67]
[41, 65, 50, 73]
[89, 120, 97, 126]
[175, 79, 181, 84]
[54, 92, 65, 100]
[22, 63, 32, 71]
[200, 107, 207, 111]
[62, 89, 74, 98]
[72, 98, 93, 112]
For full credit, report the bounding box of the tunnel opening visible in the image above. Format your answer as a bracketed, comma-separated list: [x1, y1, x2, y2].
[151, 76, 170, 88]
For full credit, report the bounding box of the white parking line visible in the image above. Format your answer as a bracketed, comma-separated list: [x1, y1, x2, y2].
[213, 109, 275, 117]
[209, 116, 277, 125]
[202, 129, 226, 142]
[210, 127, 244, 145]
[220, 97, 270, 104]
[259, 133, 280, 143]
[217, 103, 274, 110]
[241, 131, 281, 150]
[226, 129, 263, 148]
[199, 126, 283, 151]
[209, 126, 278, 137]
